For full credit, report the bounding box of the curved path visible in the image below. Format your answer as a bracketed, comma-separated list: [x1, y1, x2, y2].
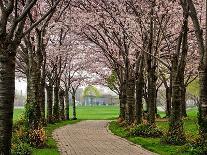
[53, 120, 155, 155]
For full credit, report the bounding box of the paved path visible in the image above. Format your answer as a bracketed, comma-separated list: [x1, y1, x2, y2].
[53, 120, 155, 155]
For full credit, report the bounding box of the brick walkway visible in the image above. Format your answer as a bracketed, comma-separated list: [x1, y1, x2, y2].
[53, 120, 156, 155]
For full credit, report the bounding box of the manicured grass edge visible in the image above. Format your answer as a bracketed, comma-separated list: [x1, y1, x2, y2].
[32, 119, 81, 155]
[106, 121, 157, 154]
[108, 121, 190, 155]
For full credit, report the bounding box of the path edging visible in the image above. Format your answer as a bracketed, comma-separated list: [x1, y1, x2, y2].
[106, 121, 158, 155]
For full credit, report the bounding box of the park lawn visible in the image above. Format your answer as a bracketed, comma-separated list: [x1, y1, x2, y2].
[13, 105, 120, 122]
[69, 105, 119, 120]
[109, 108, 199, 155]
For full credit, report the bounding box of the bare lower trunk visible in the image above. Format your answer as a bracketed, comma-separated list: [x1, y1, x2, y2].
[59, 89, 65, 120]
[26, 65, 42, 129]
[167, 55, 185, 144]
[125, 77, 135, 124]
[26, 49, 42, 129]
[72, 95, 77, 120]
[46, 83, 53, 123]
[119, 82, 126, 120]
[198, 71, 207, 141]
[147, 67, 157, 125]
[53, 85, 60, 121]
[165, 87, 171, 117]
[181, 86, 187, 117]
[65, 89, 70, 120]
[39, 81, 46, 121]
[0, 54, 15, 154]
[135, 72, 144, 124]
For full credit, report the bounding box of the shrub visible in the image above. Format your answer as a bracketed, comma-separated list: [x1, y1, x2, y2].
[161, 134, 186, 145]
[11, 142, 32, 155]
[176, 141, 207, 155]
[29, 127, 47, 147]
[129, 124, 163, 138]
[12, 119, 32, 155]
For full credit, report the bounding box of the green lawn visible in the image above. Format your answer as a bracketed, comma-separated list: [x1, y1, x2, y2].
[109, 108, 199, 155]
[69, 105, 119, 120]
[13, 105, 119, 122]
[13, 108, 24, 122]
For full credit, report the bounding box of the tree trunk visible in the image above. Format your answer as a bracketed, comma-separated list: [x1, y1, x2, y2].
[53, 84, 60, 121]
[135, 71, 144, 124]
[165, 87, 171, 117]
[147, 67, 157, 125]
[167, 55, 185, 144]
[181, 86, 187, 117]
[59, 89, 65, 120]
[119, 82, 126, 120]
[125, 77, 135, 124]
[65, 89, 70, 120]
[26, 49, 42, 129]
[39, 79, 46, 121]
[46, 83, 53, 123]
[72, 94, 77, 120]
[0, 54, 15, 154]
[198, 71, 207, 142]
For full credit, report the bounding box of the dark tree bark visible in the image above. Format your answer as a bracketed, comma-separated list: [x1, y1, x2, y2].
[59, 89, 65, 120]
[24, 41, 43, 129]
[147, 66, 157, 125]
[46, 83, 53, 123]
[72, 93, 77, 120]
[0, 54, 15, 154]
[65, 88, 70, 120]
[167, 54, 186, 144]
[135, 56, 144, 124]
[181, 86, 187, 117]
[125, 76, 136, 124]
[119, 82, 126, 120]
[165, 87, 172, 117]
[39, 72, 46, 122]
[53, 84, 60, 121]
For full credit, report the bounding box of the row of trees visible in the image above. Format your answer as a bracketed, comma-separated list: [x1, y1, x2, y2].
[0, 0, 207, 153]
[68, 0, 206, 145]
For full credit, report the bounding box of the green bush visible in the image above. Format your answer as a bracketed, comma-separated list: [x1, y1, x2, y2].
[129, 124, 163, 138]
[161, 133, 186, 145]
[12, 118, 33, 154]
[12, 142, 32, 155]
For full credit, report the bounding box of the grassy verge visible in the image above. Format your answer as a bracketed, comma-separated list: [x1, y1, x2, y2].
[32, 119, 81, 155]
[109, 109, 198, 155]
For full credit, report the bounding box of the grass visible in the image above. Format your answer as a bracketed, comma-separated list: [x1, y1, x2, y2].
[13, 108, 24, 122]
[69, 105, 119, 120]
[109, 108, 199, 155]
[13, 105, 119, 122]
[32, 119, 81, 155]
